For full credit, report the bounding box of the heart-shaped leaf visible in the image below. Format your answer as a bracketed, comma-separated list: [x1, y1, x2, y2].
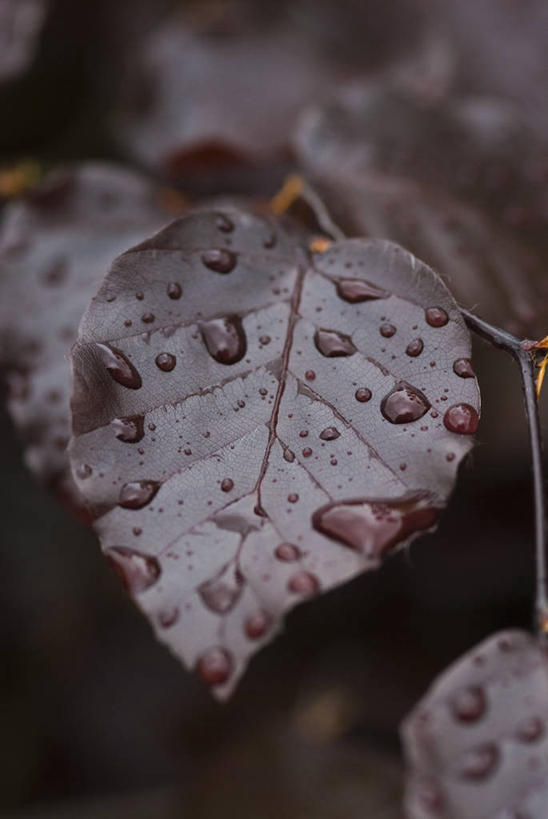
[401, 630, 548, 818]
[0, 163, 173, 508]
[69, 207, 480, 697]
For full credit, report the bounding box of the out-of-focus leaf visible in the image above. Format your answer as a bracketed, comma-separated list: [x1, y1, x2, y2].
[295, 84, 548, 336]
[0, 0, 47, 83]
[0, 163, 174, 509]
[69, 206, 479, 697]
[401, 629, 548, 818]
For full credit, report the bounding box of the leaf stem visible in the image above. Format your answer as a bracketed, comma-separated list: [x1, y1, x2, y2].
[461, 308, 548, 638]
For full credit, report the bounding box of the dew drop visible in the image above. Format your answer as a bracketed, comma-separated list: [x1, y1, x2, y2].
[118, 480, 160, 509]
[96, 343, 142, 389]
[425, 307, 449, 327]
[381, 383, 430, 424]
[319, 426, 340, 441]
[106, 547, 160, 593]
[314, 328, 356, 357]
[458, 743, 499, 781]
[516, 717, 544, 743]
[199, 568, 243, 614]
[215, 214, 234, 233]
[302, 447, 313, 457]
[336, 278, 388, 303]
[355, 387, 372, 402]
[158, 607, 179, 628]
[453, 358, 475, 378]
[415, 780, 445, 814]
[312, 493, 440, 559]
[259, 335, 271, 345]
[221, 478, 234, 492]
[380, 323, 397, 338]
[283, 447, 296, 463]
[244, 610, 272, 639]
[141, 312, 155, 323]
[288, 571, 320, 595]
[167, 282, 182, 299]
[451, 686, 487, 723]
[196, 647, 232, 686]
[406, 338, 424, 357]
[444, 403, 479, 434]
[76, 463, 92, 479]
[199, 316, 247, 365]
[288, 493, 299, 504]
[155, 352, 176, 372]
[305, 370, 316, 381]
[201, 248, 237, 274]
[275, 543, 300, 562]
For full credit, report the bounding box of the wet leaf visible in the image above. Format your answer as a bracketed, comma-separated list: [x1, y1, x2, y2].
[69, 207, 479, 698]
[295, 84, 548, 337]
[401, 630, 548, 818]
[0, 163, 173, 509]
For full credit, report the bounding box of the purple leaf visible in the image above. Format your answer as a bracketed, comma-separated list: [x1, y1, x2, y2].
[69, 207, 480, 698]
[401, 630, 548, 818]
[0, 163, 174, 509]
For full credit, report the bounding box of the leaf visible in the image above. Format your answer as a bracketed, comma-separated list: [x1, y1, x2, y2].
[295, 84, 548, 337]
[401, 629, 548, 818]
[69, 206, 480, 698]
[0, 0, 47, 84]
[0, 162, 174, 510]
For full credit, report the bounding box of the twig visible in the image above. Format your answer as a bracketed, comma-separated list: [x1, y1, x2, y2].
[461, 308, 548, 638]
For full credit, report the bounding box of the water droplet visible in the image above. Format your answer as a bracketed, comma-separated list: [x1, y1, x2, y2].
[196, 647, 232, 685]
[336, 278, 388, 303]
[288, 571, 320, 595]
[106, 547, 160, 593]
[381, 383, 430, 424]
[201, 248, 237, 274]
[415, 780, 445, 814]
[167, 282, 182, 299]
[312, 493, 440, 559]
[444, 404, 479, 434]
[355, 387, 372, 402]
[380, 323, 396, 338]
[425, 307, 449, 327]
[305, 370, 316, 381]
[406, 338, 424, 357]
[158, 607, 179, 628]
[199, 316, 247, 365]
[96, 343, 142, 389]
[221, 478, 234, 492]
[453, 358, 475, 378]
[245, 610, 271, 639]
[451, 686, 487, 722]
[516, 717, 544, 743]
[216, 214, 234, 233]
[283, 447, 296, 463]
[314, 328, 356, 357]
[141, 312, 155, 323]
[319, 426, 340, 441]
[288, 493, 299, 503]
[135, 291, 144, 300]
[302, 447, 313, 457]
[259, 335, 271, 345]
[119, 480, 160, 509]
[155, 352, 176, 372]
[199, 567, 243, 614]
[275, 543, 300, 562]
[446, 452, 455, 462]
[458, 743, 499, 781]
[76, 463, 92, 479]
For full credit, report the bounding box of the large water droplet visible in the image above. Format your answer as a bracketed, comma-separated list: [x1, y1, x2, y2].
[319, 426, 340, 441]
[288, 571, 320, 595]
[336, 278, 389, 303]
[221, 478, 234, 492]
[444, 403, 479, 434]
[453, 358, 475, 378]
[425, 307, 449, 327]
[196, 646, 232, 686]
[314, 329, 356, 357]
[198, 566, 243, 614]
[155, 352, 176, 372]
[381, 383, 430, 423]
[312, 494, 440, 559]
[96, 343, 142, 389]
[112, 415, 145, 443]
[275, 543, 300, 561]
[244, 610, 272, 639]
[458, 743, 499, 781]
[119, 480, 160, 509]
[380, 323, 396, 338]
[167, 282, 182, 299]
[199, 316, 247, 365]
[451, 686, 487, 723]
[406, 338, 424, 357]
[201, 248, 237, 274]
[106, 546, 160, 593]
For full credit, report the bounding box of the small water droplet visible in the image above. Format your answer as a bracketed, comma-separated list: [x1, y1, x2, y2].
[135, 291, 144, 300]
[283, 447, 296, 463]
[425, 307, 449, 327]
[312, 493, 440, 559]
[155, 352, 176, 372]
[446, 452, 455, 462]
[302, 447, 313, 457]
[216, 214, 234, 233]
[355, 387, 372, 402]
[288, 493, 299, 503]
[106, 547, 160, 593]
[221, 478, 234, 492]
[288, 571, 320, 595]
[119, 480, 160, 509]
[305, 370, 316, 381]
[244, 610, 272, 639]
[516, 717, 544, 743]
[196, 646, 232, 685]
[167, 282, 182, 299]
[314, 328, 356, 357]
[201, 248, 237, 274]
[380, 323, 397, 338]
[406, 338, 424, 357]
[141, 312, 155, 323]
[336, 278, 388, 303]
[458, 743, 499, 781]
[444, 404, 479, 434]
[199, 567, 243, 614]
[451, 686, 487, 722]
[96, 343, 142, 389]
[199, 316, 247, 365]
[76, 463, 92, 479]
[158, 607, 179, 628]
[259, 335, 271, 345]
[381, 383, 430, 423]
[319, 426, 340, 441]
[453, 358, 475, 378]
[275, 543, 300, 561]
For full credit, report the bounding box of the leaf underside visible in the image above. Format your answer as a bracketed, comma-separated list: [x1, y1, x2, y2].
[401, 630, 548, 818]
[69, 206, 480, 698]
